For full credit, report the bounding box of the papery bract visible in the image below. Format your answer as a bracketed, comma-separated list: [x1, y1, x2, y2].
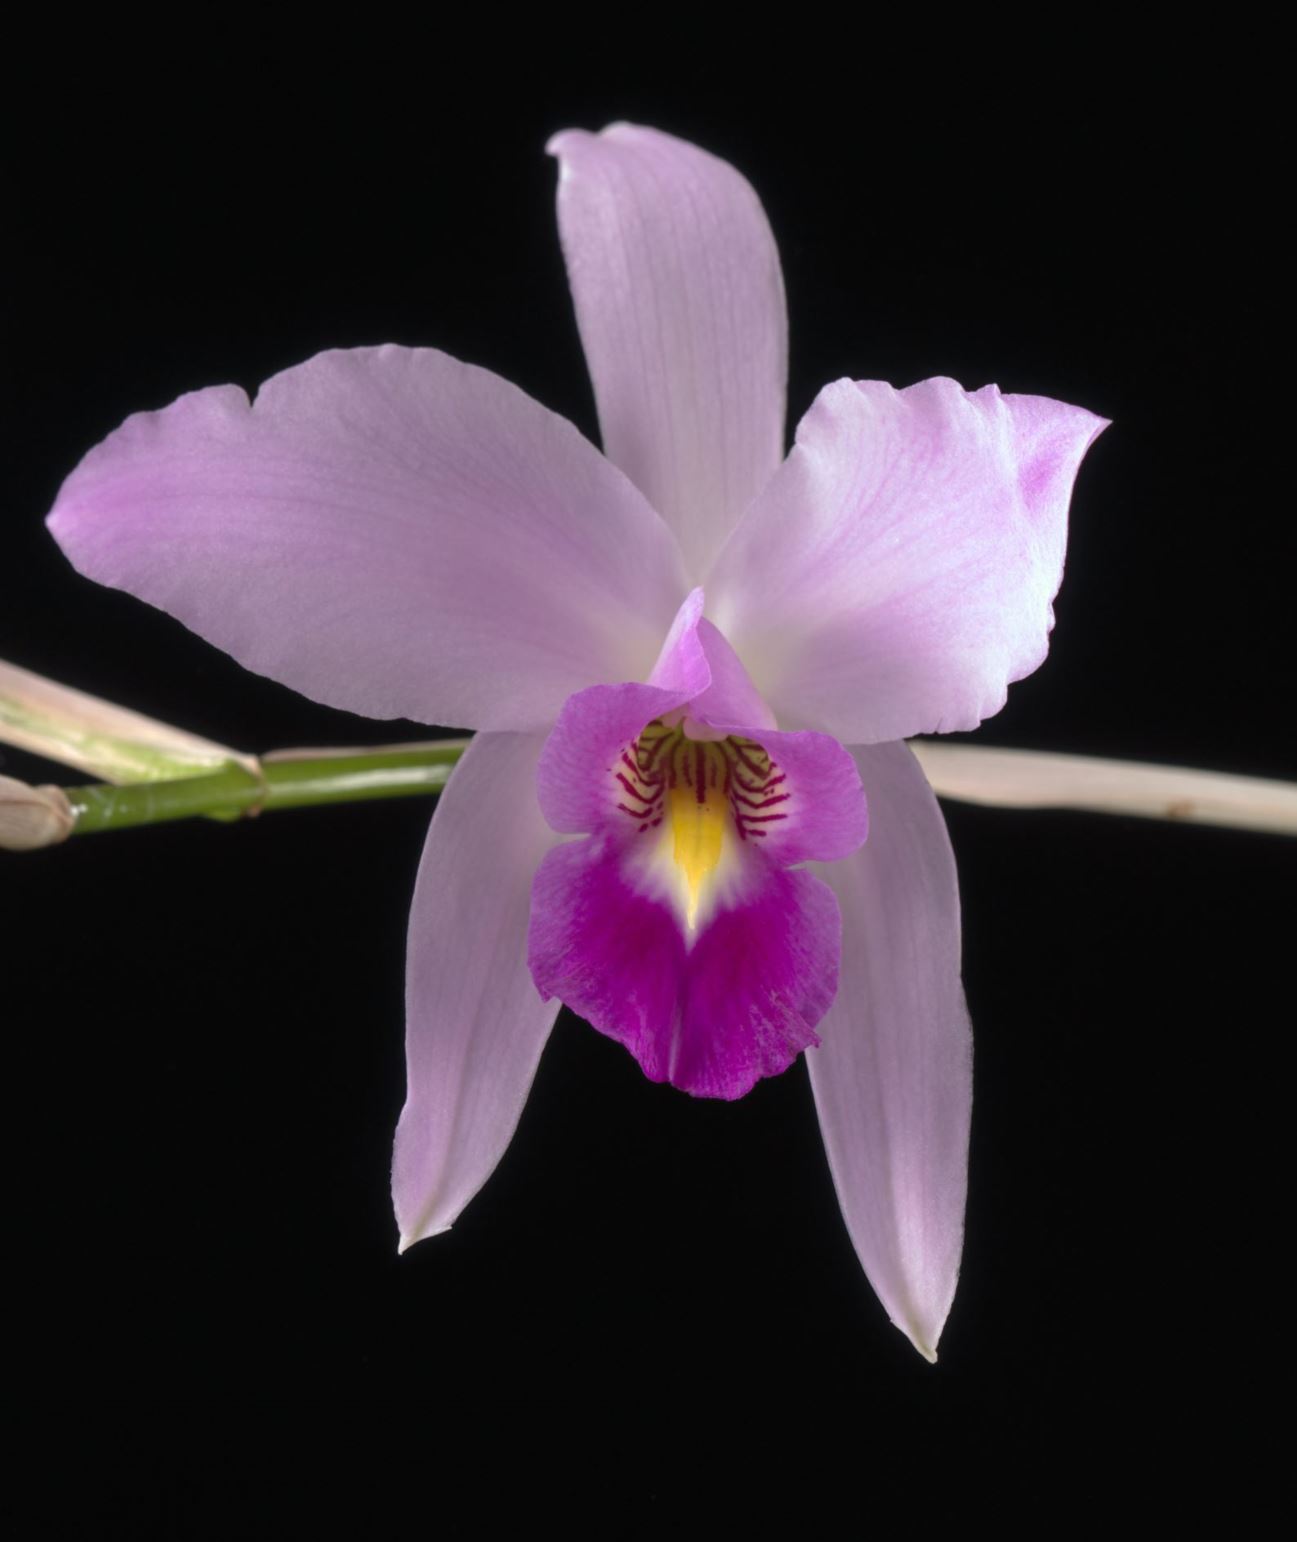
[47, 122, 1106, 1359]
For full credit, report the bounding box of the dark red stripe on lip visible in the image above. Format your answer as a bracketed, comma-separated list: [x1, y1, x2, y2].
[732, 790, 791, 811]
[616, 771, 662, 806]
[619, 720, 800, 849]
[732, 768, 785, 794]
[618, 801, 660, 820]
[729, 744, 772, 778]
[638, 731, 673, 777]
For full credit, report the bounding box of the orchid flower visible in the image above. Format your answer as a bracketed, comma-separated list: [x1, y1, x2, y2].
[46, 124, 1105, 1360]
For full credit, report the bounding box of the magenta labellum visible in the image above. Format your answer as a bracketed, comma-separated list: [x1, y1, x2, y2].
[529, 594, 867, 1099]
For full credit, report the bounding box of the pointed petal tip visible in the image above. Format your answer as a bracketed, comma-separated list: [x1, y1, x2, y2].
[893, 1304, 953, 1367]
[911, 1334, 940, 1366]
[1054, 396, 1113, 451]
[396, 1224, 451, 1257]
[895, 1316, 941, 1364]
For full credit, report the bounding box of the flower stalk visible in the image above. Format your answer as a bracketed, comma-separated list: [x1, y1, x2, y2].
[2, 726, 1293, 849]
[59, 743, 468, 838]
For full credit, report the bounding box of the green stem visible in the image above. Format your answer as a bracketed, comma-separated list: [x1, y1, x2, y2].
[19, 737, 1297, 845]
[65, 744, 467, 835]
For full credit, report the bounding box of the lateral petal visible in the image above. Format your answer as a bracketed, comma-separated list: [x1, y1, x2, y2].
[708, 377, 1107, 743]
[393, 730, 559, 1249]
[806, 740, 973, 1361]
[49, 346, 687, 732]
[549, 123, 788, 581]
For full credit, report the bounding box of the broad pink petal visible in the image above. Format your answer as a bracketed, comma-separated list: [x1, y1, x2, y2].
[806, 741, 972, 1361]
[529, 835, 839, 1100]
[393, 730, 559, 1249]
[49, 346, 687, 732]
[707, 377, 1108, 743]
[549, 123, 788, 581]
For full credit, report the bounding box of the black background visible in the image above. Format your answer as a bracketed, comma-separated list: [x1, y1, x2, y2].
[4, 33, 1288, 1533]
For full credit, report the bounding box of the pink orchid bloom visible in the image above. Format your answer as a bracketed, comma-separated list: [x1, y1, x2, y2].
[47, 124, 1105, 1360]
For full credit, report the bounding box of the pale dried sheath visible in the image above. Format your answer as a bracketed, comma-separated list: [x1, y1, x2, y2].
[0, 777, 75, 850]
[910, 742, 1297, 837]
[0, 658, 255, 783]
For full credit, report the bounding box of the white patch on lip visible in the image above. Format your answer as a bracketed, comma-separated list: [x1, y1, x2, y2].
[625, 779, 747, 940]
[612, 725, 785, 942]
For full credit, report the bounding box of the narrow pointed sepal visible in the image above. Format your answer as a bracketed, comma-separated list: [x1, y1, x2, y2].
[392, 731, 560, 1250]
[806, 740, 972, 1360]
[549, 123, 788, 580]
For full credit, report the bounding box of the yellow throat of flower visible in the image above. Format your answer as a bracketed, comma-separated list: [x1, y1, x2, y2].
[666, 770, 728, 929]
